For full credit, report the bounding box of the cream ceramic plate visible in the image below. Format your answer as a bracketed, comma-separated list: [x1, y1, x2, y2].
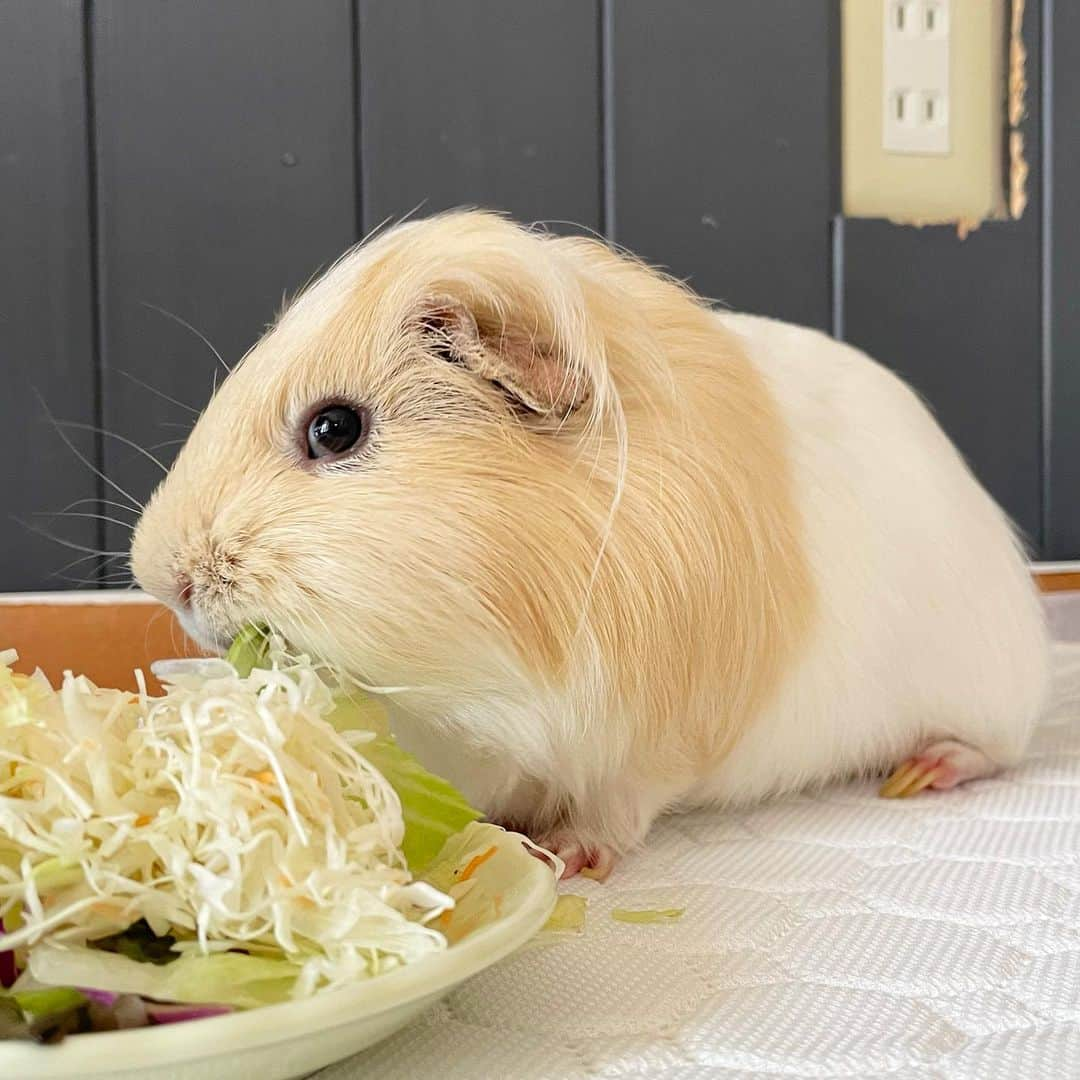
[0, 823, 557, 1080]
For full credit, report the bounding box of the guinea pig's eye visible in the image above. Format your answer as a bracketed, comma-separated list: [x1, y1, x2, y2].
[305, 405, 368, 460]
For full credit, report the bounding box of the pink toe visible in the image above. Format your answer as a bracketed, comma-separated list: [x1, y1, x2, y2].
[909, 740, 1000, 791]
[927, 763, 961, 790]
[557, 847, 589, 879]
[528, 832, 619, 880]
[582, 845, 617, 881]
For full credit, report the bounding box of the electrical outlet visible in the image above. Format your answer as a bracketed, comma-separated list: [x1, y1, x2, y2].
[882, 0, 951, 155]
[843, 0, 1007, 223]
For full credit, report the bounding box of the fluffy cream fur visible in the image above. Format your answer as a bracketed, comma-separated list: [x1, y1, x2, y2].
[132, 211, 1048, 860]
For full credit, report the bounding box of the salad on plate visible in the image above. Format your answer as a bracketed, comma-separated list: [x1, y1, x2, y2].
[0, 626, 497, 1043]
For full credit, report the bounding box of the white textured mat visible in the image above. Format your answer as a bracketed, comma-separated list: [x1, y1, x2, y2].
[320, 644, 1080, 1079]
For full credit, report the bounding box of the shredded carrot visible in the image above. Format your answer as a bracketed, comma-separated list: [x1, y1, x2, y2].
[134, 814, 152, 827]
[437, 909, 453, 929]
[457, 845, 498, 882]
[252, 770, 276, 785]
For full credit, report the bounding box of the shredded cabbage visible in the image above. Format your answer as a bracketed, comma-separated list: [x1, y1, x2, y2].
[543, 894, 587, 933]
[610, 908, 685, 924]
[225, 625, 481, 873]
[0, 642, 455, 999]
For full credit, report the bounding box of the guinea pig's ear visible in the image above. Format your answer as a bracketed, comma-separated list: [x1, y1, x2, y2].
[418, 297, 589, 417]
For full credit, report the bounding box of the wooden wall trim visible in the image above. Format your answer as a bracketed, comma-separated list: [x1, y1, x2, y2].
[1035, 572, 1080, 593]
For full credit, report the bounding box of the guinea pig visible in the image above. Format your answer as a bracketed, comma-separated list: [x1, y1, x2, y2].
[131, 210, 1051, 879]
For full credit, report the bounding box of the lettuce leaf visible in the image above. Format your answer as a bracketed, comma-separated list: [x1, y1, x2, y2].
[543, 895, 587, 933]
[11, 987, 87, 1018]
[29, 944, 300, 1009]
[333, 701, 481, 873]
[224, 623, 272, 677]
[610, 908, 685, 924]
[0, 987, 88, 1043]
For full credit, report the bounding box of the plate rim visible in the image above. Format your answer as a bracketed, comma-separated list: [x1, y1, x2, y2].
[0, 824, 556, 1075]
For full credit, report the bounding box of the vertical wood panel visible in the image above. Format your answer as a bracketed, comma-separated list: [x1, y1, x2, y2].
[0, 1, 99, 592]
[1047, 0, 1080, 558]
[92, 0, 357, 556]
[612, 1, 835, 329]
[844, 6, 1043, 548]
[358, 0, 601, 234]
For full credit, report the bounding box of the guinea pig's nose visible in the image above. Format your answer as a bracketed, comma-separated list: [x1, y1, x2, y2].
[176, 574, 194, 609]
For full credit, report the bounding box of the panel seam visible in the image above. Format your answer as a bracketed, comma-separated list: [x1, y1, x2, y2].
[600, 0, 615, 241]
[351, 0, 363, 239]
[831, 216, 846, 341]
[829, 0, 845, 339]
[83, 0, 106, 587]
[1040, 0, 1054, 555]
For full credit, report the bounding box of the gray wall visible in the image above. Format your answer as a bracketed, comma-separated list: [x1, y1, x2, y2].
[1, 1, 1077, 591]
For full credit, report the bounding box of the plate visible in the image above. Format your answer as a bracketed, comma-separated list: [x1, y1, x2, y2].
[0, 823, 557, 1080]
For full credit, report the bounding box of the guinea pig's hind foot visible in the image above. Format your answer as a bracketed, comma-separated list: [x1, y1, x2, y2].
[530, 829, 618, 882]
[879, 739, 1000, 799]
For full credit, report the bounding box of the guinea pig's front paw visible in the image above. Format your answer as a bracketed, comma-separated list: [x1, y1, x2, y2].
[532, 829, 618, 882]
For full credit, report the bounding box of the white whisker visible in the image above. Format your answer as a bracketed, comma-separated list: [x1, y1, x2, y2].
[141, 301, 230, 374]
[57, 497, 141, 518]
[13, 518, 127, 557]
[117, 368, 201, 415]
[33, 510, 136, 534]
[50, 551, 128, 580]
[33, 391, 144, 511]
[57, 420, 169, 476]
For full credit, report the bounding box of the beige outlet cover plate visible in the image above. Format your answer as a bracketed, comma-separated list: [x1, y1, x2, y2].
[843, 0, 1007, 225]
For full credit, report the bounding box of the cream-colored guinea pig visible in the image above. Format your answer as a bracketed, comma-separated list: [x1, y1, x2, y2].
[132, 210, 1051, 879]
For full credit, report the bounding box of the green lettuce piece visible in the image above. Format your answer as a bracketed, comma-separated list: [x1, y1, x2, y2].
[1, 987, 89, 1043]
[11, 987, 87, 1018]
[543, 894, 587, 933]
[226, 624, 482, 873]
[153, 953, 300, 1008]
[0, 997, 31, 1041]
[328, 695, 482, 873]
[610, 907, 685, 924]
[225, 623, 271, 677]
[29, 943, 299, 1010]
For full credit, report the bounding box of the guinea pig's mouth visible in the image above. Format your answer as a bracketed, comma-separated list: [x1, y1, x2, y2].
[174, 604, 238, 656]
